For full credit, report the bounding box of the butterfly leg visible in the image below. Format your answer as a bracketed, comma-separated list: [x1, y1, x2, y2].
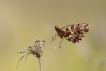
[57, 39, 64, 48]
[51, 34, 57, 43]
[59, 39, 64, 45]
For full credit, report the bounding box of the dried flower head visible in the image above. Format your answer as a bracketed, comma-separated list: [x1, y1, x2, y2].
[16, 38, 46, 68]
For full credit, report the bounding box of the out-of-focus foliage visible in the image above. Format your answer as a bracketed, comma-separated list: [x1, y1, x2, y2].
[0, 0, 106, 71]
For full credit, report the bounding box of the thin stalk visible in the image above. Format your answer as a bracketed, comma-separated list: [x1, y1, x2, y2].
[38, 58, 42, 71]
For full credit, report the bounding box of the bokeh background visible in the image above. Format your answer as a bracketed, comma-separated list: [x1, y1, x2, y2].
[0, 0, 106, 71]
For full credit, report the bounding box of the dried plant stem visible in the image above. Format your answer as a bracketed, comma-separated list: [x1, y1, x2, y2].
[38, 58, 42, 71]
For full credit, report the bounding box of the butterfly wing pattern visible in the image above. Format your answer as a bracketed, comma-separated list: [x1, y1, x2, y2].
[54, 23, 90, 44]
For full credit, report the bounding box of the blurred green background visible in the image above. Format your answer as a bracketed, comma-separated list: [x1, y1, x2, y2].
[0, 0, 106, 71]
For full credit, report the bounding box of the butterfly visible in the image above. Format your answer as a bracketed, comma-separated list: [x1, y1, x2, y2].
[52, 23, 90, 44]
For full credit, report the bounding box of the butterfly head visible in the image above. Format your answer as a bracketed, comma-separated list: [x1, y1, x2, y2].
[55, 25, 61, 32]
